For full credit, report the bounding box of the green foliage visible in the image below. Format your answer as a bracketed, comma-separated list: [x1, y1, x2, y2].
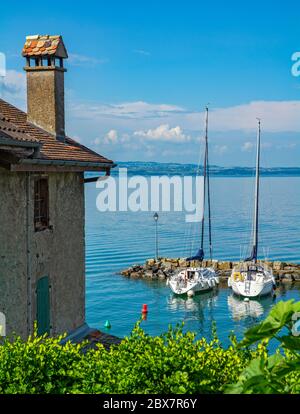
[0, 300, 299, 394]
[226, 300, 300, 394]
[0, 322, 248, 394]
[0, 324, 86, 394]
[76, 324, 249, 394]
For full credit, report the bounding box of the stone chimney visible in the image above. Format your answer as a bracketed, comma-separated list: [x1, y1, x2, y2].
[22, 35, 68, 141]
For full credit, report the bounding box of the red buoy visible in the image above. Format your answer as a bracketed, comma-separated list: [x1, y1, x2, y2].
[142, 304, 148, 313]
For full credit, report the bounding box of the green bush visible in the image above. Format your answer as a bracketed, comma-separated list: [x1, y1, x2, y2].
[75, 326, 250, 394]
[0, 300, 299, 394]
[225, 299, 300, 394]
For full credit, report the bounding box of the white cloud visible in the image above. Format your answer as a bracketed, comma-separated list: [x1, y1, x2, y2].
[0, 52, 6, 77]
[1, 69, 300, 137]
[94, 129, 131, 146]
[68, 53, 109, 67]
[241, 141, 273, 152]
[133, 49, 151, 56]
[134, 124, 191, 142]
[186, 101, 300, 133]
[242, 141, 254, 152]
[71, 101, 184, 121]
[104, 129, 118, 144]
[213, 144, 228, 155]
[71, 99, 300, 135]
[1, 70, 26, 103]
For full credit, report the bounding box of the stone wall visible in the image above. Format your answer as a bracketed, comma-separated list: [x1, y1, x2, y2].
[0, 168, 28, 337]
[0, 168, 85, 338]
[30, 171, 85, 336]
[120, 257, 300, 282]
[26, 67, 66, 139]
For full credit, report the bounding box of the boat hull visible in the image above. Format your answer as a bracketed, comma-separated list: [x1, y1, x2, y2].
[168, 280, 213, 295]
[228, 262, 275, 298]
[168, 267, 218, 295]
[230, 279, 274, 298]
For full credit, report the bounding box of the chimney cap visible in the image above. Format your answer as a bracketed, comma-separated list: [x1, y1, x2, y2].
[22, 35, 68, 58]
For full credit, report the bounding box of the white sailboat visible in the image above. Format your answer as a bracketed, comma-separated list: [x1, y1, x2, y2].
[168, 107, 219, 296]
[228, 119, 276, 298]
[168, 266, 218, 296]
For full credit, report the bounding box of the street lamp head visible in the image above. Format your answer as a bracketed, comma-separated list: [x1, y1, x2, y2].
[153, 212, 159, 222]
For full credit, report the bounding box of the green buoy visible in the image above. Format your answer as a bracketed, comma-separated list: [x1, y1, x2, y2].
[104, 320, 111, 329]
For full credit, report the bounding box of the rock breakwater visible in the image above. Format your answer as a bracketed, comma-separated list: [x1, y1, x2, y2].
[120, 258, 300, 282]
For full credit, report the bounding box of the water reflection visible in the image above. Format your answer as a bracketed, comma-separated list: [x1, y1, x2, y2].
[227, 294, 274, 331]
[168, 290, 218, 314]
[167, 290, 219, 339]
[228, 295, 263, 320]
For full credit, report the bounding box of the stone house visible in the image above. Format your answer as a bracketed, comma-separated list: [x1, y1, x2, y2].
[0, 35, 115, 338]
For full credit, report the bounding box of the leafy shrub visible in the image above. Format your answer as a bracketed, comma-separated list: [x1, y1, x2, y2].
[74, 325, 249, 394]
[0, 300, 299, 394]
[0, 324, 248, 394]
[225, 300, 300, 394]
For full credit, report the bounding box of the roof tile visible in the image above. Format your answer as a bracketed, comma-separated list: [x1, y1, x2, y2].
[0, 99, 114, 168]
[22, 35, 68, 59]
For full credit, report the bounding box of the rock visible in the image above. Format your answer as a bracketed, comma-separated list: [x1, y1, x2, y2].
[146, 259, 156, 266]
[279, 273, 296, 282]
[178, 258, 188, 267]
[162, 262, 173, 270]
[157, 269, 166, 279]
[130, 272, 141, 279]
[120, 258, 300, 282]
[273, 262, 286, 270]
[284, 266, 299, 272]
[132, 264, 143, 272]
[144, 270, 153, 278]
[218, 261, 232, 271]
[212, 260, 219, 269]
[282, 274, 293, 281]
[121, 266, 133, 276]
[190, 260, 201, 267]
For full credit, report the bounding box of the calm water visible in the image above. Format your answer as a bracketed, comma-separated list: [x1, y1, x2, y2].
[85, 172, 300, 345]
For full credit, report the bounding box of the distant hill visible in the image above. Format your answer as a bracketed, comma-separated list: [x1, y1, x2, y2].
[109, 161, 300, 177]
[86, 161, 300, 177]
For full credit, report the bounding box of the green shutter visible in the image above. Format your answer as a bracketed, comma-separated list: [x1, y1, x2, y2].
[36, 276, 50, 336]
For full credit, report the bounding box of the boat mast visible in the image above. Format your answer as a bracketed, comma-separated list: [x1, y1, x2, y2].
[200, 107, 209, 256]
[206, 124, 213, 261]
[252, 118, 261, 262]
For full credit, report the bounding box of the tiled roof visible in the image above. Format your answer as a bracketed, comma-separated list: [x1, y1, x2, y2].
[0, 116, 40, 144]
[0, 99, 114, 167]
[22, 35, 68, 58]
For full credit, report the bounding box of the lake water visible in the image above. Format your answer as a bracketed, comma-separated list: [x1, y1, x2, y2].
[85, 167, 300, 345]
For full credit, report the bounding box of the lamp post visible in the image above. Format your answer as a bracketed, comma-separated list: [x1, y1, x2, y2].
[153, 212, 159, 260]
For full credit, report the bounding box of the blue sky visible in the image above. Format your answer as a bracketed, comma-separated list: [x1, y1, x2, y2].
[0, 0, 300, 166]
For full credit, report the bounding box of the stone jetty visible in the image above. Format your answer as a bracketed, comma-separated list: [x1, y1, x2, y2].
[120, 258, 300, 282]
